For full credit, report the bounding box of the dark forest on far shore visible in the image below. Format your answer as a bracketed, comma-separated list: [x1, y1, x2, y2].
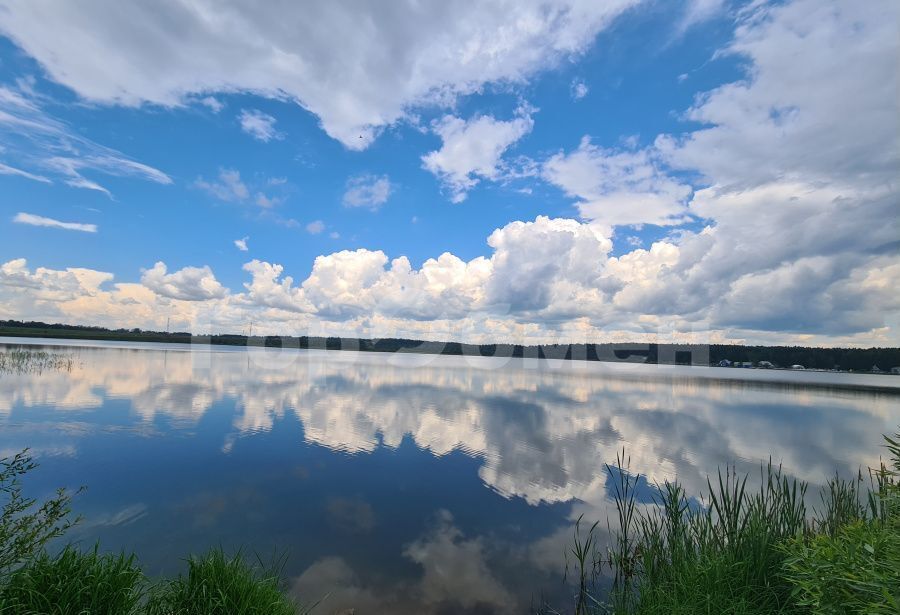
[1, 319, 898, 373]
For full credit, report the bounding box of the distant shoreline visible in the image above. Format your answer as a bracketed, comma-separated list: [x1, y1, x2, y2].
[1, 320, 898, 375]
[6, 334, 900, 397]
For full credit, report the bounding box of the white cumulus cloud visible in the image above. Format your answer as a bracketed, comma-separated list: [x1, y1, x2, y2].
[422, 108, 534, 202]
[570, 79, 589, 100]
[199, 96, 223, 113]
[141, 262, 227, 301]
[306, 220, 325, 235]
[543, 137, 693, 228]
[239, 109, 283, 142]
[343, 175, 392, 211]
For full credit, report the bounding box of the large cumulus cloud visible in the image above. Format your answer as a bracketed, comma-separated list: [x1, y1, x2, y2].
[540, 0, 900, 341]
[0, 0, 639, 149]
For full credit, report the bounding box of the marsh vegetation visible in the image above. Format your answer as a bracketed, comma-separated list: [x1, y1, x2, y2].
[553, 436, 900, 614]
[0, 348, 74, 375]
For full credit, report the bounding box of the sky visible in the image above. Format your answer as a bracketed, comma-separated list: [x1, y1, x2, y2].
[0, 0, 897, 347]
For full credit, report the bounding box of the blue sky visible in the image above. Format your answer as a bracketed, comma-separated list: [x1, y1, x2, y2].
[0, 0, 897, 346]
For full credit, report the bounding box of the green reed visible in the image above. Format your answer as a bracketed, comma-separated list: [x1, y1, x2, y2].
[0, 349, 74, 375]
[779, 434, 900, 614]
[558, 431, 900, 614]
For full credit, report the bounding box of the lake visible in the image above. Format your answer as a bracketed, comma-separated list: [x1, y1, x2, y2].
[1, 338, 898, 613]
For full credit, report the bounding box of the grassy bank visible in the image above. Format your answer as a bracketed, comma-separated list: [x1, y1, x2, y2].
[555, 434, 900, 614]
[0, 450, 308, 614]
[0, 546, 302, 615]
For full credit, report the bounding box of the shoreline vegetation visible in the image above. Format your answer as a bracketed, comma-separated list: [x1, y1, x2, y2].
[2, 319, 899, 374]
[0, 450, 311, 614]
[549, 433, 900, 614]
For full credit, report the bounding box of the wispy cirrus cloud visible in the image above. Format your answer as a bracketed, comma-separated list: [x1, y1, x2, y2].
[13, 211, 97, 233]
[0, 161, 50, 183]
[0, 83, 171, 197]
[44, 154, 172, 197]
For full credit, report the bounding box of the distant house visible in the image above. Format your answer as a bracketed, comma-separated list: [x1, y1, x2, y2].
[891, 367, 900, 375]
[717, 359, 732, 367]
[757, 361, 775, 369]
[871, 364, 883, 373]
[790, 365, 805, 370]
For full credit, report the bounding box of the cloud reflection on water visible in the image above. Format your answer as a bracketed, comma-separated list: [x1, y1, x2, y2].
[1, 342, 897, 613]
[2, 344, 894, 503]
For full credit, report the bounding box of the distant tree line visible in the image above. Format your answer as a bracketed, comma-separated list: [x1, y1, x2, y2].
[707, 345, 899, 372]
[1, 319, 898, 372]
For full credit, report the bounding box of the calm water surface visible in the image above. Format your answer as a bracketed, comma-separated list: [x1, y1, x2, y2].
[1, 338, 898, 613]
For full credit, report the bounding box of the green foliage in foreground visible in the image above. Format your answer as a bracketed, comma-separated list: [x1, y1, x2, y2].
[779, 433, 900, 614]
[0, 451, 306, 615]
[558, 432, 900, 615]
[607, 464, 808, 614]
[146, 550, 299, 615]
[0, 450, 79, 575]
[781, 519, 900, 614]
[0, 545, 303, 615]
[0, 546, 144, 614]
